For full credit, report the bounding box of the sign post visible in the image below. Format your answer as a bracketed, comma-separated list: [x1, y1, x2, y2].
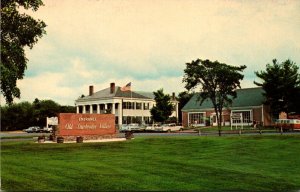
[231, 113, 243, 130]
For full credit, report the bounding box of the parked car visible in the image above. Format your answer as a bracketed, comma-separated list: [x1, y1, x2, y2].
[23, 126, 40, 133]
[119, 123, 146, 132]
[161, 123, 183, 132]
[42, 126, 53, 133]
[145, 124, 162, 132]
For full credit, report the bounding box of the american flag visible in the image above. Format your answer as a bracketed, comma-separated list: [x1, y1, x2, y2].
[121, 82, 131, 91]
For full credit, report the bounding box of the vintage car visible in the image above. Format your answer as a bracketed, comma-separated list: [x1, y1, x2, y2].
[145, 124, 162, 132]
[23, 126, 41, 133]
[161, 123, 183, 132]
[119, 123, 145, 132]
[275, 119, 300, 131]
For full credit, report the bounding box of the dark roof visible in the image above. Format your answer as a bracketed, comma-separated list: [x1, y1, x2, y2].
[76, 86, 151, 102]
[182, 87, 265, 111]
[114, 87, 150, 99]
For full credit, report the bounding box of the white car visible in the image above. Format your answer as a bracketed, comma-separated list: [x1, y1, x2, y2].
[23, 126, 40, 133]
[145, 124, 162, 132]
[161, 123, 183, 132]
[120, 124, 145, 132]
[42, 127, 53, 133]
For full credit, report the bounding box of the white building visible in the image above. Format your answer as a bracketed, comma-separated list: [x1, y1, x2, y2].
[75, 83, 179, 127]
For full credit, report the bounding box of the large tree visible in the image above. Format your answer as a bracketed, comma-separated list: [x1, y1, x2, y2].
[150, 89, 174, 123]
[254, 59, 300, 118]
[1, 0, 46, 104]
[183, 59, 246, 136]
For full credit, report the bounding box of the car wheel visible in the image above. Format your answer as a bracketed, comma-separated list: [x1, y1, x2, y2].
[179, 128, 183, 131]
[167, 129, 171, 133]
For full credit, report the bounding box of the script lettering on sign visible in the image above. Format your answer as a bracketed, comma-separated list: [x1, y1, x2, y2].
[58, 113, 116, 136]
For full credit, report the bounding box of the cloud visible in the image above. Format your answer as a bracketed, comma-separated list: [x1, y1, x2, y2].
[15, 0, 300, 105]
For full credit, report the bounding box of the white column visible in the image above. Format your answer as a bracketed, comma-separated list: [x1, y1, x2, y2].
[176, 102, 179, 118]
[112, 103, 115, 114]
[90, 105, 93, 114]
[76, 106, 79, 114]
[141, 102, 144, 123]
[104, 104, 107, 110]
[97, 104, 100, 114]
[118, 102, 122, 126]
[83, 105, 86, 114]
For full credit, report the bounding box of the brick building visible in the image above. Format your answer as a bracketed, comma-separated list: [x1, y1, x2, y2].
[181, 87, 272, 127]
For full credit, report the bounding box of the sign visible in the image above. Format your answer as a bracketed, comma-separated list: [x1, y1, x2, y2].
[47, 117, 58, 125]
[58, 113, 115, 136]
[231, 113, 242, 119]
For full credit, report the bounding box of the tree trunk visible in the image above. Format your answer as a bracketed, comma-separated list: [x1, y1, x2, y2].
[217, 109, 223, 136]
[216, 111, 222, 136]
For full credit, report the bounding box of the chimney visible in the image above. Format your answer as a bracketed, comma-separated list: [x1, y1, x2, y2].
[110, 82, 115, 94]
[172, 92, 175, 100]
[89, 85, 94, 96]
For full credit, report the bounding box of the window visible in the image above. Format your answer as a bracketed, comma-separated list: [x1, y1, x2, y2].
[188, 113, 205, 126]
[136, 102, 142, 110]
[122, 102, 135, 109]
[143, 116, 151, 124]
[143, 103, 149, 110]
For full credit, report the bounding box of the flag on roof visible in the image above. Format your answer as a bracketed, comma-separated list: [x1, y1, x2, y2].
[121, 82, 131, 91]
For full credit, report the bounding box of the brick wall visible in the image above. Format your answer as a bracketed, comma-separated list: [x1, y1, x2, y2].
[57, 113, 116, 140]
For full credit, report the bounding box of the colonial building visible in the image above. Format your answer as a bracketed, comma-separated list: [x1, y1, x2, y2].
[75, 83, 179, 127]
[181, 87, 272, 127]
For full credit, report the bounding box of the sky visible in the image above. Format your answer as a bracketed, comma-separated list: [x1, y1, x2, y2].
[16, 0, 300, 106]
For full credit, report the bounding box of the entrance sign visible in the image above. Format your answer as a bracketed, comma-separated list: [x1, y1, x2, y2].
[58, 113, 116, 137]
[231, 113, 243, 130]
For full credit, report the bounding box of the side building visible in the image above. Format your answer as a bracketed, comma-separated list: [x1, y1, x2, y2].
[181, 87, 272, 128]
[75, 83, 179, 127]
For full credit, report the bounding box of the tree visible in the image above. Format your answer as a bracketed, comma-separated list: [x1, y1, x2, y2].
[1, 0, 46, 104]
[183, 59, 246, 136]
[254, 59, 300, 118]
[33, 99, 60, 127]
[177, 91, 193, 123]
[1, 98, 76, 131]
[150, 89, 174, 123]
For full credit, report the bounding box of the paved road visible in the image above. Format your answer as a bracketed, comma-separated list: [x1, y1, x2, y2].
[0, 132, 51, 138]
[131, 131, 300, 137]
[1, 131, 300, 142]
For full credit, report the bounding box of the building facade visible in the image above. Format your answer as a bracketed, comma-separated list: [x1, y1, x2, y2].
[181, 87, 272, 128]
[75, 83, 179, 127]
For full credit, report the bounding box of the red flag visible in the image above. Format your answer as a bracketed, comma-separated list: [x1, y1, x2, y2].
[121, 82, 131, 91]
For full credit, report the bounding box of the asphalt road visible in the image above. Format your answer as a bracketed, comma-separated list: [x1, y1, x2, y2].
[1, 130, 300, 142]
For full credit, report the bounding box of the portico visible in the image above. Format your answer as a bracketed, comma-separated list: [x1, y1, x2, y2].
[75, 83, 175, 127]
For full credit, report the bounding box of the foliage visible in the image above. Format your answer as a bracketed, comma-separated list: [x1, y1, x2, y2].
[254, 59, 300, 117]
[183, 59, 246, 134]
[1, 0, 46, 104]
[150, 89, 174, 123]
[1, 136, 300, 191]
[1, 98, 75, 131]
[177, 91, 193, 123]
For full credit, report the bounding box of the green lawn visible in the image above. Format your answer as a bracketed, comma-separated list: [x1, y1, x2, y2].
[195, 126, 278, 133]
[1, 135, 300, 191]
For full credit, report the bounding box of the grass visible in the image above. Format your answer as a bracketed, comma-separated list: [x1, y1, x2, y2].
[1, 135, 300, 191]
[194, 126, 278, 133]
